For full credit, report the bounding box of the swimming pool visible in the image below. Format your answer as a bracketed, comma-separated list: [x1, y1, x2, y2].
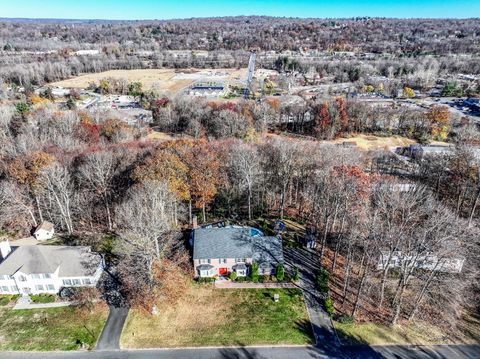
[249, 228, 264, 237]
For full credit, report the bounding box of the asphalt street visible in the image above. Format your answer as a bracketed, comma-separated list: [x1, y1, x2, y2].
[0, 345, 479, 359]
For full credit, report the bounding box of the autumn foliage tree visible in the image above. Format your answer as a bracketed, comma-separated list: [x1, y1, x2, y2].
[336, 97, 349, 134]
[186, 143, 224, 223]
[427, 105, 451, 140]
[314, 102, 331, 139]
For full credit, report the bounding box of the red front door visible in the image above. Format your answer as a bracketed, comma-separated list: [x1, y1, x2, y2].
[219, 268, 228, 276]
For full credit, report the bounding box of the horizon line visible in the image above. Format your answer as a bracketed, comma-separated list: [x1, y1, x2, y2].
[0, 15, 478, 22]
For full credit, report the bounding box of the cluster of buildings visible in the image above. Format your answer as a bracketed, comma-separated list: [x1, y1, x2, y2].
[0, 205, 467, 298]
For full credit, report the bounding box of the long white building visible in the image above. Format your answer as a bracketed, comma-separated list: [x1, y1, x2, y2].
[0, 241, 103, 296]
[377, 251, 464, 274]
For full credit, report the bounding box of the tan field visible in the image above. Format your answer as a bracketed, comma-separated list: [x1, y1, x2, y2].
[326, 134, 449, 151]
[50, 68, 250, 94]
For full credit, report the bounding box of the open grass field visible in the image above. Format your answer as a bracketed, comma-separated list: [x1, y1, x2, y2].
[121, 286, 314, 348]
[326, 134, 449, 151]
[50, 68, 251, 94]
[146, 130, 176, 141]
[0, 305, 108, 351]
[335, 317, 480, 346]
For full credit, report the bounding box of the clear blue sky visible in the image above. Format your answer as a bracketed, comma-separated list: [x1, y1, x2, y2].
[1, 0, 479, 20]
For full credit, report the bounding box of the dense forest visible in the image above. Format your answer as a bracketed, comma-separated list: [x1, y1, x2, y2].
[1, 17, 480, 53]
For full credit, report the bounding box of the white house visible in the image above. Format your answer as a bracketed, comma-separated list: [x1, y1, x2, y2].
[0, 241, 103, 296]
[33, 221, 54, 241]
[377, 251, 464, 274]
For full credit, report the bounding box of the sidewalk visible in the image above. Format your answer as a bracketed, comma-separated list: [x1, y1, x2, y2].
[13, 297, 74, 310]
[215, 281, 297, 289]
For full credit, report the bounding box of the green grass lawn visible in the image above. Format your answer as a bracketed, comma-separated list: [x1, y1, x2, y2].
[0, 305, 108, 351]
[335, 311, 480, 346]
[335, 321, 466, 345]
[121, 287, 314, 348]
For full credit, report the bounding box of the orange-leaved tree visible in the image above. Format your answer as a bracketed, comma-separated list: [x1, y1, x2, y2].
[427, 105, 450, 140]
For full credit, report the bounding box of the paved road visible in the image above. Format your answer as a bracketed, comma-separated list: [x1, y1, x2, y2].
[1, 345, 479, 359]
[95, 306, 130, 350]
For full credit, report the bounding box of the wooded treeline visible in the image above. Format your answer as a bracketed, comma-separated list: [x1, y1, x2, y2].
[1, 17, 480, 87]
[2, 17, 479, 53]
[150, 96, 462, 143]
[0, 103, 478, 326]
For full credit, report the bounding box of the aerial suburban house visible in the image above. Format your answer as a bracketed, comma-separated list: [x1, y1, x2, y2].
[0, 240, 103, 295]
[377, 251, 465, 273]
[192, 226, 284, 278]
[33, 221, 55, 241]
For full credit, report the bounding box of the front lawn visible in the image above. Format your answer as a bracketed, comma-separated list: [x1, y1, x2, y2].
[334, 319, 479, 345]
[121, 287, 314, 348]
[0, 305, 108, 351]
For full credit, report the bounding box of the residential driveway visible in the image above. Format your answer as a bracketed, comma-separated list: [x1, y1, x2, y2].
[1, 345, 479, 359]
[95, 269, 130, 351]
[95, 306, 129, 351]
[284, 246, 338, 347]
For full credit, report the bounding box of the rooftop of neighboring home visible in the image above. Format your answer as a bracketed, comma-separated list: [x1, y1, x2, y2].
[35, 220, 54, 232]
[193, 225, 283, 266]
[0, 244, 101, 277]
[409, 144, 453, 153]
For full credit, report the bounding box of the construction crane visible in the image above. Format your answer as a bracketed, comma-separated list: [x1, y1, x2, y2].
[243, 51, 256, 99]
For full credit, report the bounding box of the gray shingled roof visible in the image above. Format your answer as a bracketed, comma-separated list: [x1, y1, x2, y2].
[35, 221, 54, 233]
[0, 245, 101, 276]
[252, 235, 284, 266]
[197, 264, 214, 271]
[193, 226, 283, 266]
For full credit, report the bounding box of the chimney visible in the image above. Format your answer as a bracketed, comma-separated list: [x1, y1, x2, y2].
[192, 215, 198, 230]
[0, 240, 12, 260]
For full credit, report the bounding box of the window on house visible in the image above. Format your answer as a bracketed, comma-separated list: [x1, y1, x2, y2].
[1, 286, 8, 292]
[62, 279, 72, 286]
[82, 278, 92, 285]
[46, 284, 55, 291]
[235, 258, 246, 263]
[72, 279, 81, 286]
[199, 259, 210, 264]
[0, 275, 4, 280]
[35, 285, 44, 291]
[32, 274, 41, 279]
[18, 275, 26, 282]
[43, 274, 51, 279]
[11, 286, 18, 292]
[200, 269, 211, 277]
[219, 258, 227, 264]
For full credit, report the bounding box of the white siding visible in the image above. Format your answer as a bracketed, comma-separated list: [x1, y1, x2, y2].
[0, 262, 103, 295]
